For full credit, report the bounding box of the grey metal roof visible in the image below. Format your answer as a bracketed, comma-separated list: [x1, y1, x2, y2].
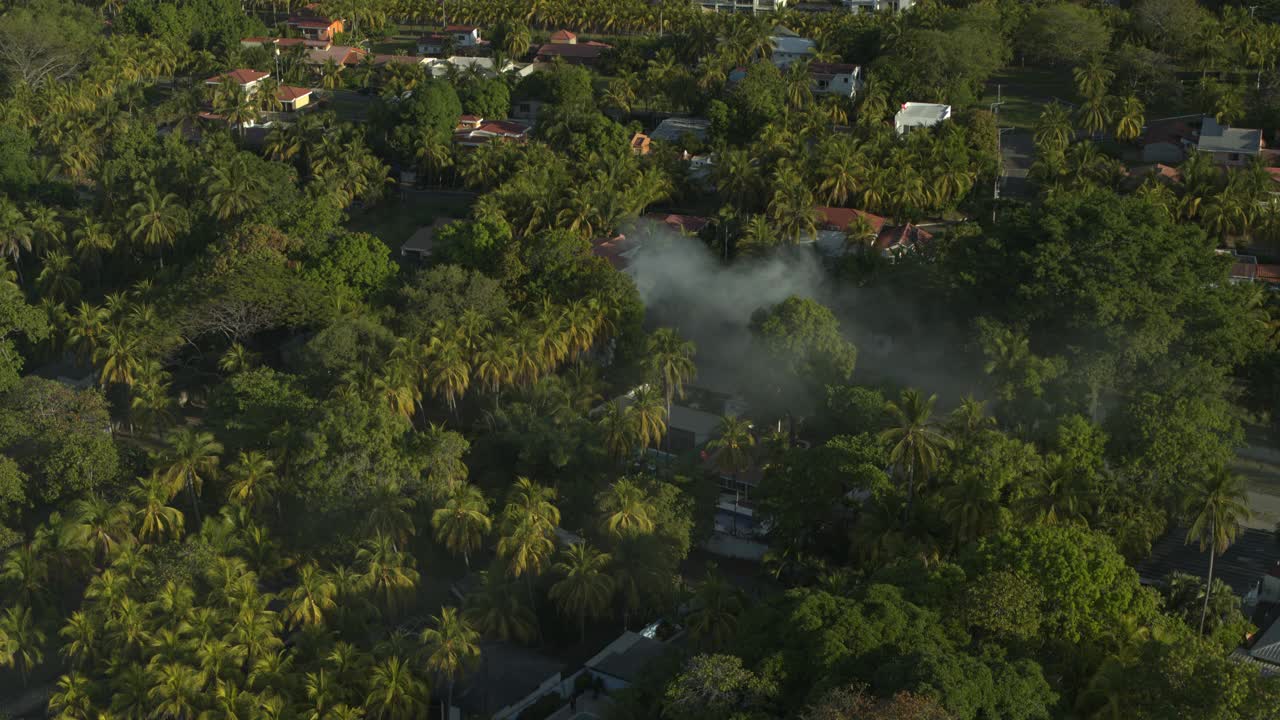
[1135, 526, 1275, 596]
[1198, 117, 1262, 155]
[650, 117, 711, 143]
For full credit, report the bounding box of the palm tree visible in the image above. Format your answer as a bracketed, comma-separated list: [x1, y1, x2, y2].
[208, 156, 267, 222]
[214, 78, 261, 136]
[127, 182, 185, 265]
[218, 342, 257, 374]
[366, 482, 416, 550]
[129, 473, 185, 543]
[48, 672, 94, 717]
[645, 329, 696, 451]
[628, 384, 667, 450]
[1073, 60, 1114, 100]
[69, 496, 134, 565]
[0, 605, 44, 687]
[160, 428, 224, 525]
[549, 543, 615, 641]
[226, 451, 277, 513]
[365, 656, 426, 720]
[463, 571, 538, 644]
[148, 662, 203, 718]
[879, 389, 952, 524]
[598, 399, 640, 462]
[0, 198, 33, 274]
[419, 607, 481, 720]
[1184, 468, 1251, 634]
[432, 483, 492, 568]
[597, 478, 656, 539]
[1113, 95, 1145, 142]
[686, 568, 743, 650]
[1034, 102, 1073, 152]
[1019, 457, 1092, 526]
[428, 340, 471, 416]
[356, 534, 419, 618]
[286, 563, 338, 629]
[37, 251, 80, 303]
[706, 414, 755, 484]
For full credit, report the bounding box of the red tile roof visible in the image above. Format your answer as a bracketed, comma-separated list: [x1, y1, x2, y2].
[446, 24, 478, 32]
[550, 29, 577, 43]
[591, 234, 635, 269]
[535, 43, 608, 60]
[206, 68, 270, 85]
[644, 212, 709, 234]
[288, 17, 337, 28]
[816, 206, 886, 234]
[275, 85, 312, 101]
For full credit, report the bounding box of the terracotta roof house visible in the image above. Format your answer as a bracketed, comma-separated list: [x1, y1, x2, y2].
[643, 212, 710, 235]
[810, 207, 932, 257]
[454, 117, 532, 147]
[304, 45, 366, 66]
[591, 234, 639, 270]
[630, 133, 651, 155]
[533, 42, 611, 65]
[549, 29, 577, 44]
[274, 85, 313, 111]
[872, 223, 933, 255]
[287, 15, 343, 41]
[205, 68, 270, 88]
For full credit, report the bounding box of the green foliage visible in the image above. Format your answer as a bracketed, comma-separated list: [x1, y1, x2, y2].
[302, 231, 398, 302]
[0, 282, 47, 392]
[0, 0, 100, 87]
[749, 296, 857, 390]
[0, 377, 119, 505]
[1018, 4, 1112, 67]
[965, 525, 1157, 644]
[458, 77, 511, 120]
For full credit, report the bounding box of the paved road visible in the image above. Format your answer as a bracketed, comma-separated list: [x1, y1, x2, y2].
[1000, 129, 1035, 199]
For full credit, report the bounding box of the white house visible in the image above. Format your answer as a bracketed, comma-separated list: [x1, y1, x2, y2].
[770, 27, 816, 67]
[843, 0, 915, 11]
[810, 62, 863, 98]
[894, 102, 951, 134]
[699, 0, 789, 12]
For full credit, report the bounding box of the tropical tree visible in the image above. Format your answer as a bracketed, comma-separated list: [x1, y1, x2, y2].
[432, 483, 492, 569]
[0, 198, 32, 273]
[214, 77, 261, 136]
[628, 384, 668, 450]
[419, 607, 481, 720]
[208, 155, 267, 221]
[597, 478, 656, 539]
[94, 322, 143, 387]
[160, 428, 224, 525]
[1113, 95, 1145, 142]
[129, 473, 185, 543]
[365, 656, 426, 720]
[225, 451, 277, 513]
[706, 414, 755, 483]
[598, 399, 640, 462]
[463, 570, 538, 644]
[0, 605, 44, 687]
[878, 389, 952, 524]
[356, 534, 420, 618]
[127, 183, 185, 264]
[645, 328, 696, 450]
[286, 563, 338, 629]
[686, 569, 743, 650]
[1034, 102, 1073, 152]
[148, 661, 203, 718]
[1074, 60, 1114, 100]
[549, 543, 615, 640]
[69, 495, 134, 565]
[1184, 468, 1251, 634]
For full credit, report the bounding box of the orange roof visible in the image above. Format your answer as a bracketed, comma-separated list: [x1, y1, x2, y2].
[643, 212, 709, 234]
[816, 206, 886, 234]
[206, 68, 269, 85]
[275, 85, 312, 101]
[873, 223, 933, 252]
[550, 29, 577, 43]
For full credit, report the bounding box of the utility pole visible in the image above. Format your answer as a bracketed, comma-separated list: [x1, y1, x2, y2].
[989, 87, 1005, 224]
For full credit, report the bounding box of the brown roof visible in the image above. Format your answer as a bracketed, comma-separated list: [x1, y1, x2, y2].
[1142, 120, 1192, 147]
[288, 16, 337, 28]
[373, 54, 423, 65]
[535, 43, 608, 60]
[816, 206, 886, 234]
[206, 68, 269, 85]
[275, 85, 312, 101]
[550, 29, 577, 43]
[591, 234, 635, 269]
[446, 24, 478, 32]
[644, 212, 709, 234]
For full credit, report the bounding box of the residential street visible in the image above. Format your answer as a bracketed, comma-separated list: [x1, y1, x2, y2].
[1000, 129, 1035, 199]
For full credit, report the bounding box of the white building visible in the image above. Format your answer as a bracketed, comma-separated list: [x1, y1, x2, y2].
[894, 102, 952, 134]
[810, 62, 863, 98]
[844, 0, 915, 11]
[770, 28, 816, 67]
[699, 0, 789, 13]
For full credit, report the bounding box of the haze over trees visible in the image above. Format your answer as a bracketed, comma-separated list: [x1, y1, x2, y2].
[0, 0, 1278, 718]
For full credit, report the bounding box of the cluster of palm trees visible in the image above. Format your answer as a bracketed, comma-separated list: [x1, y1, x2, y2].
[370, 296, 620, 423]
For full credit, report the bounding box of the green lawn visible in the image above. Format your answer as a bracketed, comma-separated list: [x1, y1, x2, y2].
[979, 66, 1078, 130]
[347, 193, 473, 252]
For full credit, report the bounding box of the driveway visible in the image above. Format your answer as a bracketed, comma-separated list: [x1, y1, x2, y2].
[999, 129, 1035, 199]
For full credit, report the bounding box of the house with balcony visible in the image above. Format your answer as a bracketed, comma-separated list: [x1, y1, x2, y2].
[770, 27, 816, 67]
[809, 62, 863, 98]
[287, 15, 343, 41]
[205, 68, 270, 91]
